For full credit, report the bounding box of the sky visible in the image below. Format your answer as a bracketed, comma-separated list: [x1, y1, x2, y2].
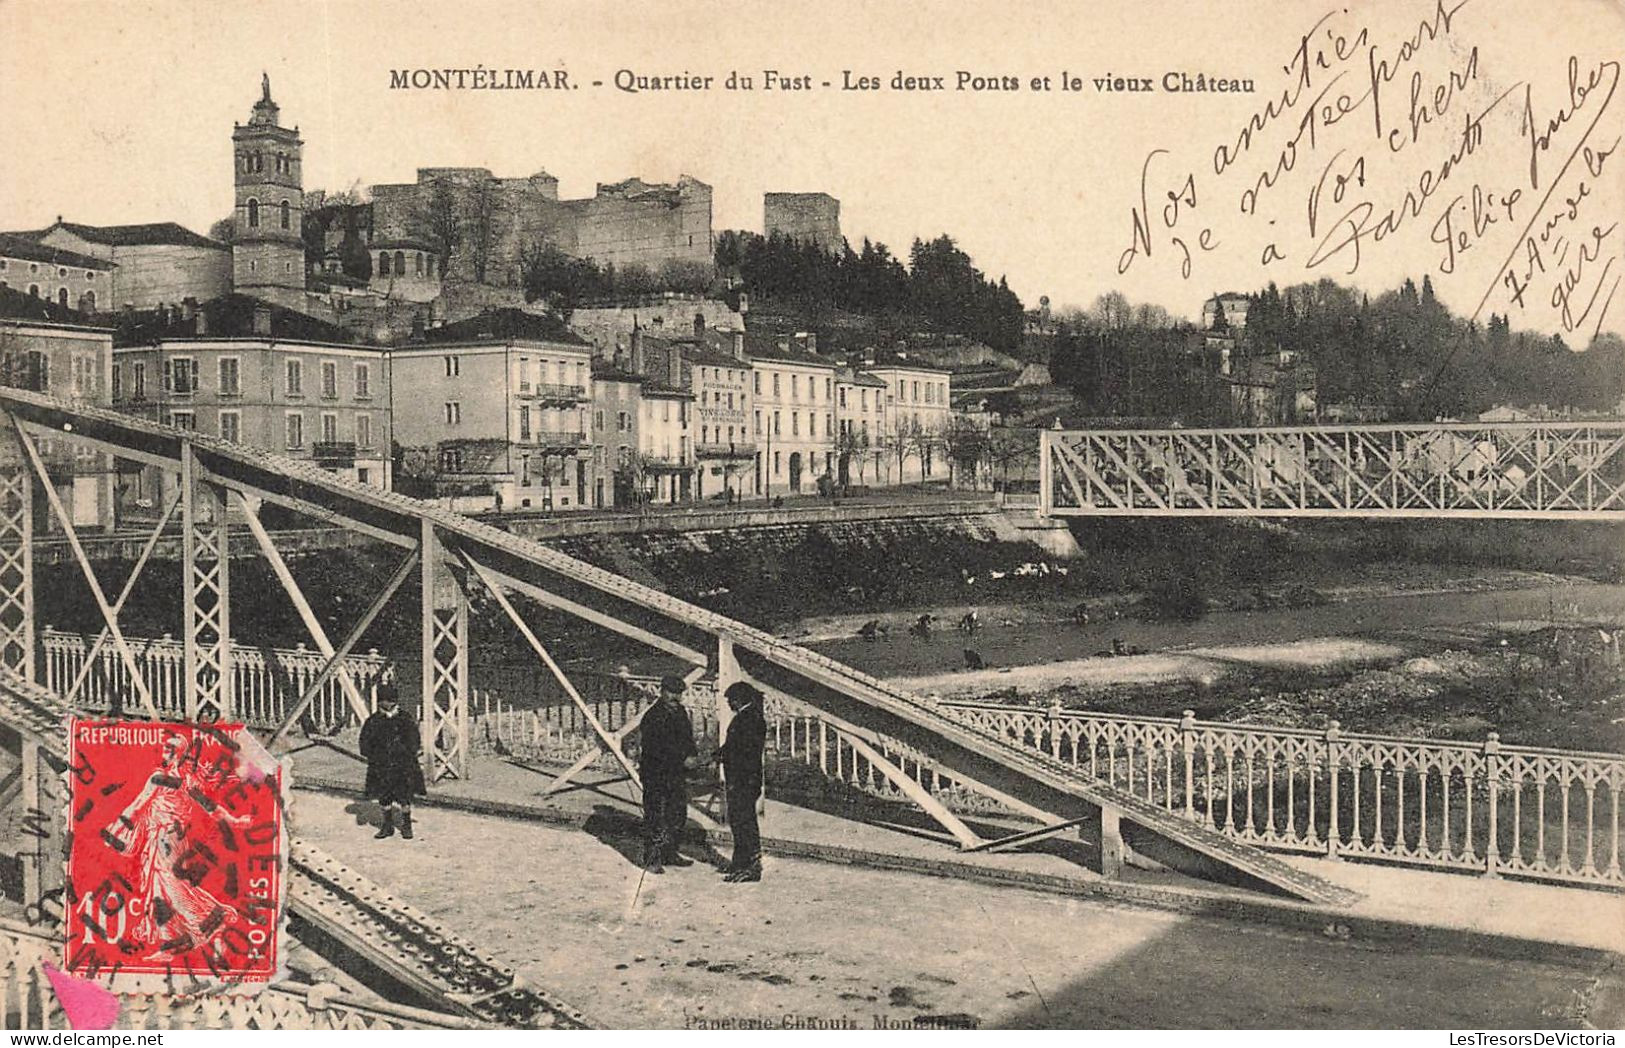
[2, 0, 1621, 339]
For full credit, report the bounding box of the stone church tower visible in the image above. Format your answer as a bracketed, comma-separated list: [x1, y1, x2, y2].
[232, 74, 305, 292]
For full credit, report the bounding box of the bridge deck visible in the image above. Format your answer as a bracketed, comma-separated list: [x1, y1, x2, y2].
[0, 388, 1353, 904]
[0, 670, 591, 1028]
[285, 788, 1620, 1029]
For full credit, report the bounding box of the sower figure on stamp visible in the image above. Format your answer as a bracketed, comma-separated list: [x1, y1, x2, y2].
[360, 681, 426, 840]
[637, 675, 700, 874]
[714, 681, 768, 883]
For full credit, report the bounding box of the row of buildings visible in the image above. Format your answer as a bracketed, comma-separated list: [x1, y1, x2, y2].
[0, 76, 944, 526]
[0, 286, 953, 524]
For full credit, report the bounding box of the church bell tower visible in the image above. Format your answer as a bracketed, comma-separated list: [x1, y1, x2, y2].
[231, 74, 305, 293]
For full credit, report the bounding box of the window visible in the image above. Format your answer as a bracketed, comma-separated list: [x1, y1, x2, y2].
[132, 361, 146, 399]
[168, 411, 196, 430]
[791, 375, 799, 400]
[861, 389, 868, 410]
[826, 413, 833, 435]
[218, 357, 240, 396]
[826, 377, 832, 399]
[247, 199, 259, 228]
[792, 413, 799, 436]
[354, 362, 371, 398]
[378, 252, 391, 276]
[519, 406, 531, 441]
[27, 285, 38, 298]
[279, 200, 291, 230]
[754, 372, 761, 394]
[617, 411, 629, 432]
[394, 251, 405, 274]
[57, 288, 68, 309]
[439, 448, 463, 472]
[772, 374, 780, 397]
[321, 413, 338, 444]
[754, 410, 761, 435]
[167, 357, 196, 395]
[79, 290, 95, 312]
[219, 410, 240, 443]
[356, 413, 373, 448]
[773, 411, 781, 436]
[594, 409, 604, 430]
[444, 355, 460, 377]
[444, 401, 462, 425]
[839, 388, 847, 408]
[285, 412, 304, 449]
[774, 451, 781, 476]
[111, 365, 121, 401]
[912, 380, 920, 402]
[285, 358, 303, 396]
[415, 253, 424, 276]
[321, 360, 338, 398]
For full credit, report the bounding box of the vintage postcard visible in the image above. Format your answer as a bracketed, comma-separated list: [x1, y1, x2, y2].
[0, 0, 1622, 1036]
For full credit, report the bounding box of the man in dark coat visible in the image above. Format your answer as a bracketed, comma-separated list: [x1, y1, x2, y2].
[359, 682, 426, 840]
[714, 681, 768, 882]
[636, 675, 698, 873]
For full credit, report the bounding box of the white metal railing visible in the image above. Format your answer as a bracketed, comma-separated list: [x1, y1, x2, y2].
[0, 919, 477, 1030]
[941, 701, 1625, 889]
[1041, 422, 1625, 518]
[40, 628, 391, 731]
[42, 628, 1623, 889]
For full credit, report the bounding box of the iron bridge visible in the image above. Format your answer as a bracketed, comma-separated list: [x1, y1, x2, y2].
[1039, 422, 1625, 519]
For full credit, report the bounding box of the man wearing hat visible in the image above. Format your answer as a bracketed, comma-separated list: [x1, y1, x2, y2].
[714, 681, 768, 882]
[359, 681, 426, 840]
[636, 675, 699, 873]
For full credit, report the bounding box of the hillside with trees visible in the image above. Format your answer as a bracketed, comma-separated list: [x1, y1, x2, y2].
[715, 231, 1026, 353]
[1048, 279, 1623, 424]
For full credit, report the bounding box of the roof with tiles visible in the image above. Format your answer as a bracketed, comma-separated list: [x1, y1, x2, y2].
[38, 220, 225, 251]
[111, 293, 362, 347]
[417, 308, 589, 347]
[0, 233, 114, 271]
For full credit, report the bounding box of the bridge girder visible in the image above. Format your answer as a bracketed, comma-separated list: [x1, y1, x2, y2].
[1040, 423, 1625, 519]
[0, 388, 1357, 904]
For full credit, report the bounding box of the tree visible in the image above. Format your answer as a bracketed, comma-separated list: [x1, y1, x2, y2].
[986, 427, 1037, 492]
[422, 178, 462, 278]
[940, 417, 990, 489]
[208, 216, 236, 244]
[834, 424, 871, 488]
[466, 178, 498, 284]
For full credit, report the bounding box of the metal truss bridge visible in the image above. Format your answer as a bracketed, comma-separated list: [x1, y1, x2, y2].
[1039, 422, 1625, 519]
[0, 389, 1364, 1024]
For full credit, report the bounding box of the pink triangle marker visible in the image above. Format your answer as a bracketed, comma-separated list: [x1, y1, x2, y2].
[41, 959, 121, 1030]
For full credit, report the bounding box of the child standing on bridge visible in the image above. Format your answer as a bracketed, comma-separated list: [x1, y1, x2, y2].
[360, 682, 426, 840]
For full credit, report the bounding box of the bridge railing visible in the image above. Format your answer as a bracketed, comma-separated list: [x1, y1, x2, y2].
[42, 627, 1624, 889]
[469, 675, 999, 812]
[941, 701, 1625, 888]
[1041, 422, 1625, 518]
[40, 629, 392, 732]
[0, 919, 478, 1030]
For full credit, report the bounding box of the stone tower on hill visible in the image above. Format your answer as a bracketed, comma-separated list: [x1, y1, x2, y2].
[232, 74, 305, 293]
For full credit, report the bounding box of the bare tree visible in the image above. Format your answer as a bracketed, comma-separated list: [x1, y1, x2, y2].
[1090, 291, 1133, 331]
[888, 416, 924, 484]
[987, 426, 1038, 492]
[940, 416, 990, 490]
[834, 424, 871, 488]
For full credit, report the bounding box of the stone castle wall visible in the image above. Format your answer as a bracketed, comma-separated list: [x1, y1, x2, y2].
[366, 169, 714, 287]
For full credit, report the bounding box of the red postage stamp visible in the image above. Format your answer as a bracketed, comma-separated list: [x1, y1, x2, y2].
[64, 719, 288, 994]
